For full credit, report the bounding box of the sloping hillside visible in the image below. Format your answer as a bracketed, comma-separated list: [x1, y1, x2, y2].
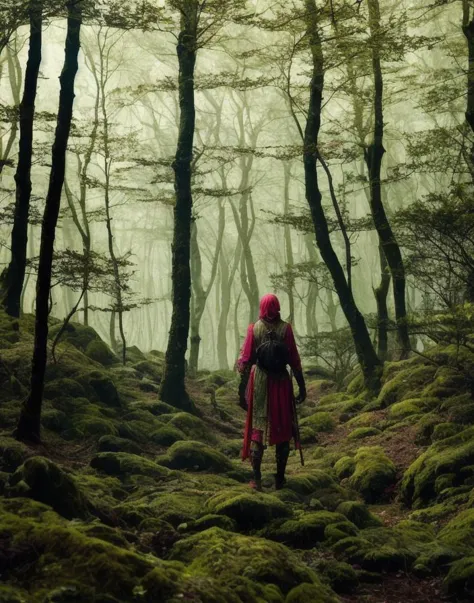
[0, 312, 473, 602]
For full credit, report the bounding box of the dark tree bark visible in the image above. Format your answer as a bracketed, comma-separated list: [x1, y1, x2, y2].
[16, 0, 82, 443]
[160, 5, 197, 412]
[373, 242, 390, 360]
[365, 0, 410, 359]
[1, 4, 41, 317]
[463, 1, 474, 176]
[303, 0, 381, 390]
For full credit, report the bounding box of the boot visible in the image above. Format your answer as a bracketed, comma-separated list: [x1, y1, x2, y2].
[249, 443, 264, 491]
[275, 441, 290, 490]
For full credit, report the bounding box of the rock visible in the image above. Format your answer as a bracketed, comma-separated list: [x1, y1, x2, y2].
[347, 427, 381, 440]
[150, 425, 186, 447]
[300, 412, 336, 433]
[156, 440, 233, 473]
[43, 378, 86, 400]
[0, 437, 31, 473]
[444, 557, 474, 597]
[85, 340, 118, 366]
[8, 457, 90, 519]
[336, 501, 382, 529]
[97, 435, 142, 455]
[90, 452, 170, 479]
[349, 446, 396, 503]
[206, 488, 291, 530]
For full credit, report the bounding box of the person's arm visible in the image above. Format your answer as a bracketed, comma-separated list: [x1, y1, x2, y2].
[236, 324, 255, 409]
[285, 324, 306, 403]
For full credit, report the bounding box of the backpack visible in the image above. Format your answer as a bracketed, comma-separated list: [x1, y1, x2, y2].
[256, 326, 289, 374]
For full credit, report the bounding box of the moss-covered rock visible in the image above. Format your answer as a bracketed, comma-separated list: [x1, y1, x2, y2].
[389, 397, 440, 419]
[336, 501, 382, 529]
[206, 488, 291, 530]
[444, 557, 474, 597]
[431, 422, 464, 442]
[85, 340, 118, 366]
[0, 437, 31, 473]
[438, 509, 474, 550]
[76, 417, 118, 437]
[156, 440, 233, 473]
[300, 412, 336, 433]
[133, 360, 162, 382]
[376, 365, 438, 409]
[90, 452, 171, 479]
[349, 447, 396, 503]
[187, 513, 237, 533]
[97, 435, 142, 455]
[347, 427, 381, 440]
[49, 321, 101, 351]
[8, 457, 91, 519]
[167, 412, 217, 443]
[43, 378, 86, 400]
[266, 511, 355, 548]
[401, 426, 474, 507]
[334, 456, 355, 480]
[149, 424, 185, 447]
[170, 527, 335, 599]
[321, 560, 359, 594]
[84, 371, 121, 407]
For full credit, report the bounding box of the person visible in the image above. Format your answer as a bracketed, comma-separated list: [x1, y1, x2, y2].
[237, 293, 306, 491]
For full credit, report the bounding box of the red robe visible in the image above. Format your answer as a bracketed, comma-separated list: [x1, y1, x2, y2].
[238, 321, 302, 461]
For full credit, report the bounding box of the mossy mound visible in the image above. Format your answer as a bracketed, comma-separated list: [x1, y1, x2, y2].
[150, 425, 186, 447]
[347, 427, 381, 440]
[133, 360, 163, 382]
[300, 412, 336, 433]
[0, 437, 31, 473]
[389, 397, 440, 419]
[156, 440, 233, 473]
[336, 501, 382, 529]
[319, 559, 359, 594]
[185, 513, 237, 533]
[75, 417, 118, 438]
[82, 371, 121, 407]
[7, 457, 91, 519]
[165, 412, 217, 443]
[85, 339, 118, 366]
[90, 452, 171, 479]
[401, 426, 474, 507]
[286, 582, 338, 602]
[444, 557, 474, 597]
[375, 364, 438, 409]
[48, 321, 101, 352]
[265, 511, 356, 548]
[97, 435, 142, 455]
[43, 378, 86, 400]
[147, 491, 208, 527]
[206, 488, 291, 530]
[438, 509, 474, 550]
[170, 527, 336, 600]
[334, 456, 355, 480]
[348, 447, 396, 503]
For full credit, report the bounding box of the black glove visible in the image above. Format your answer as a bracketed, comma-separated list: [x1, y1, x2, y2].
[294, 368, 307, 404]
[238, 366, 250, 411]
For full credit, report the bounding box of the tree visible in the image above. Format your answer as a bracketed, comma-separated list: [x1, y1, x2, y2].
[16, 0, 82, 443]
[1, 0, 43, 318]
[301, 0, 382, 389]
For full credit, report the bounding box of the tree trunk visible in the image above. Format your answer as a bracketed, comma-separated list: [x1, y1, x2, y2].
[16, 0, 82, 443]
[374, 242, 391, 361]
[366, 0, 410, 359]
[1, 2, 42, 317]
[283, 162, 296, 324]
[463, 2, 474, 175]
[160, 6, 197, 412]
[0, 46, 22, 177]
[303, 0, 381, 390]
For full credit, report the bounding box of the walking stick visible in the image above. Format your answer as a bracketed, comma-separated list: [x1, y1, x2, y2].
[290, 370, 305, 467]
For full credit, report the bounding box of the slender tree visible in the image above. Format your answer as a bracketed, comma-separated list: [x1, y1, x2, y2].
[1, 0, 42, 318]
[302, 0, 381, 389]
[16, 0, 82, 443]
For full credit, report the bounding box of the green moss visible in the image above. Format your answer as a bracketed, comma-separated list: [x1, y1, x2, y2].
[170, 527, 332, 598]
[85, 371, 121, 407]
[347, 427, 381, 440]
[206, 488, 291, 530]
[349, 447, 396, 503]
[0, 437, 31, 472]
[439, 509, 474, 551]
[167, 412, 218, 443]
[317, 392, 351, 409]
[133, 360, 163, 382]
[321, 560, 359, 594]
[90, 452, 171, 479]
[49, 321, 101, 351]
[41, 409, 70, 432]
[336, 501, 382, 528]
[300, 412, 336, 433]
[156, 440, 233, 473]
[85, 340, 118, 366]
[389, 397, 440, 418]
[8, 457, 91, 519]
[334, 456, 355, 480]
[441, 393, 474, 424]
[0, 585, 27, 602]
[444, 557, 474, 597]
[376, 365, 438, 409]
[432, 422, 464, 442]
[266, 511, 353, 548]
[150, 425, 186, 447]
[97, 435, 142, 455]
[285, 582, 338, 602]
[414, 413, 442, 445]
[285, 471, 337, 496]
[346, 412, 377, 428]
[401, 425, 474, 507]
[43, 378, 86, 400]
[148, 492, 207, 527]
[76, 417, 118, 437]
[188, 513, 237, 533]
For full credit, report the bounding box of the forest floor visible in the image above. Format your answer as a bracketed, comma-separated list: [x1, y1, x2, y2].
[1, 313, 474, 602]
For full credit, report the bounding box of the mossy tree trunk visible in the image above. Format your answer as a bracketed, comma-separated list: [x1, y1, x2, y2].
[160, 4, 198, 412]
[366, 0, 410, 360]
[1, 3, 41, 318]
[16, 0, 82, 443]
[373, 242, 391, 361]
[303, 0, 381, 391]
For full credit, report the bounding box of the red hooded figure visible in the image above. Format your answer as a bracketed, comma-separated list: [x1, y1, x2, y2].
[237, 294, 306, 490]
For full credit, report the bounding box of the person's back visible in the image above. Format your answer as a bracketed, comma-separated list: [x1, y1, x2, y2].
[237, 294, 306, 490]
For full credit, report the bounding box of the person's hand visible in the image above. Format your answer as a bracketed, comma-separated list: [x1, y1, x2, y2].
[295, 387, 306, 404]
